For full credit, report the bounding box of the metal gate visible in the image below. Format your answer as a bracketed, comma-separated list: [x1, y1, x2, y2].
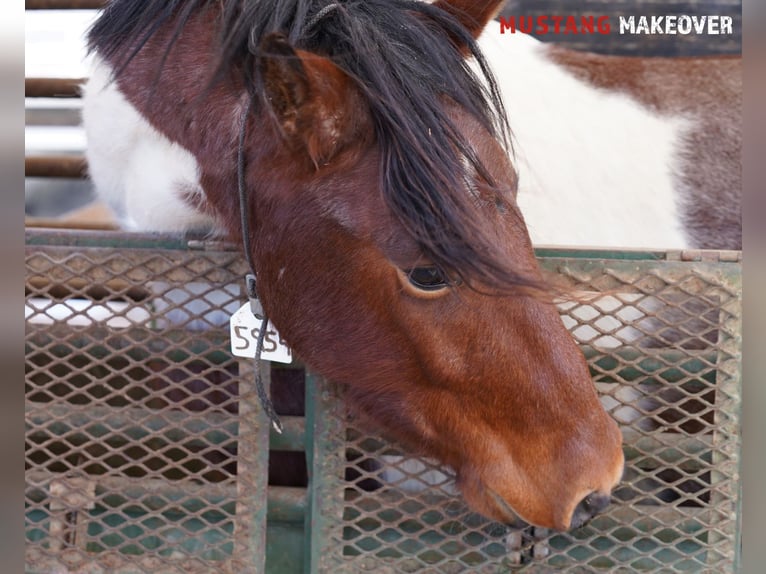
[305, 248, 743, 573]
[25, 230, 742, 573]
[25, 231, 272, 573]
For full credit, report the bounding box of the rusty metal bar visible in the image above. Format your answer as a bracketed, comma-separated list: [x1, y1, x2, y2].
[25, 228, 240, 251]
[26, 0, 105, 9]
[28, 469, 306, 523]
[26, 77, 84, 99]
[232, 359, 270, 573]
[25, 549, 227, 574]
[303, 374, 348, 573]
[26, 276, 151, 301]
[27, 402, 306, 453]
[26, 155, 87, 179]
[24, 217, 117, 231]
[709, 268, 743, 568]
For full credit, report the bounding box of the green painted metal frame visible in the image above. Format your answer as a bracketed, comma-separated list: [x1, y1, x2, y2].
[25, 230, 743, 572]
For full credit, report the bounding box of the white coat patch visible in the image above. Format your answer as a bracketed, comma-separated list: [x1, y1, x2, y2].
[81, 57, 216, 232]
[477, 31, 690, 249]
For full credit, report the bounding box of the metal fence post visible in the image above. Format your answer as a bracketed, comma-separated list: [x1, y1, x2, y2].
[303, 374, 348, 573]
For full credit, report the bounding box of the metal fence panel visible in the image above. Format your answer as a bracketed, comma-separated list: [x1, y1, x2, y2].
[305, 249, 742, 573]
[25, 231, 742, 573]
[25, 230, 270, 573]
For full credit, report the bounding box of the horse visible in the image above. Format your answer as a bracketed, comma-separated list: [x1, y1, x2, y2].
[81, 5, 741, 251]
[482, 27, 741, 251]
[91, 0, 759, 532]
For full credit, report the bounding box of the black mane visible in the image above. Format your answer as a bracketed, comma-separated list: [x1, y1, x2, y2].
[89, 0, 537, 290]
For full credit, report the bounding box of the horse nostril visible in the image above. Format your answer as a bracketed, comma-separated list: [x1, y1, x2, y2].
[570, 492, 611, 529]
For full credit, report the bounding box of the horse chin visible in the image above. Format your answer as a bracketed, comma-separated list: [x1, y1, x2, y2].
[485, 489, 529, 529]
[456, 472, 528, 529]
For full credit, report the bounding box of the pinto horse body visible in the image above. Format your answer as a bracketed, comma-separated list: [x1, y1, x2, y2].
[480, 31, 741, 250]
[84, 11, 742, 251]
[80, 0, 736, 531]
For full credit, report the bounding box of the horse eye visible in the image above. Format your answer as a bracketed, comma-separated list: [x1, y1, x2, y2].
[405, 266, 449, 291]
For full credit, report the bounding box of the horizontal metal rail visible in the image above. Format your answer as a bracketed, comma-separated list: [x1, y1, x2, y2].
[26, 155, 88, 179]
[27, 469, 306, 523]
[26, 77, 84, 98]
[26, 0, 104, 9]
[27, 403, 306, 453]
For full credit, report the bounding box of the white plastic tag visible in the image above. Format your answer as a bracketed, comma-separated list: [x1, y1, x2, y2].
[229, 302, 292, 363]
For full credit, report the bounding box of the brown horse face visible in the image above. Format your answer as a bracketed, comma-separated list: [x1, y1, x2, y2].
[389, 233, 625, 531]
[373, 118, 624, 533]
[253, 38, 624, 531]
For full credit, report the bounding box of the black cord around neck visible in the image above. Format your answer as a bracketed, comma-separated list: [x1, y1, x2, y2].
[237, 96, 283, 434]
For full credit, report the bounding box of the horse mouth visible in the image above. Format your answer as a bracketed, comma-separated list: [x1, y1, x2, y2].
[486, 489, 528, 529]
[485, 486, 612, 531]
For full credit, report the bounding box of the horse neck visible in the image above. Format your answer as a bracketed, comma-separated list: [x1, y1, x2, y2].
[108, 10, 263, 228]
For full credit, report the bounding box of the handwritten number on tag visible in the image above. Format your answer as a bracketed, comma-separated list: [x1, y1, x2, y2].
[229, 302, 293, 363]
[232, 324, 286, 354]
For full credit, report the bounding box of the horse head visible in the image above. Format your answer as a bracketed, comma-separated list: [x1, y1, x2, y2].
[85, 0, 624, 530]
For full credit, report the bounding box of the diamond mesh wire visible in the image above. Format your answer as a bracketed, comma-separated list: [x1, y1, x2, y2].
[306, 251, 742, 573]
[25, 232, 269, 573]
[26, 234, 741, 573]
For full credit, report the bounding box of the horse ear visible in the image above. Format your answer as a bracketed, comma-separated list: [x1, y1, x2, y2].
[259, 33, 360, 167]
[433, 0, 505, 39]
